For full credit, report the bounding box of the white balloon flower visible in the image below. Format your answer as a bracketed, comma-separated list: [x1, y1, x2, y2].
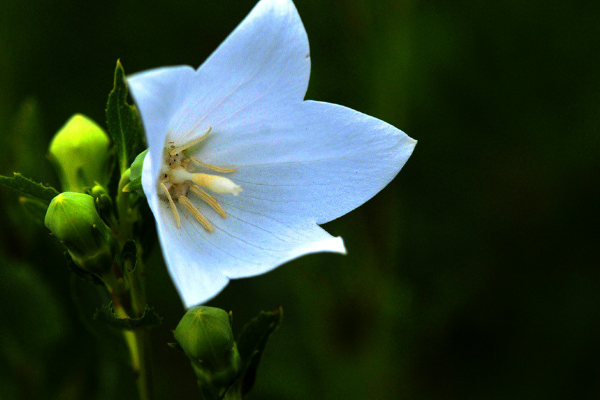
[128, 0, 417, 308]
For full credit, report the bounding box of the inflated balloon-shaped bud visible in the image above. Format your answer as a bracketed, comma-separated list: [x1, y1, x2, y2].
[45, 192, 116, 275]
[174, 306, 241, 390]
[48, 114, 111, 192]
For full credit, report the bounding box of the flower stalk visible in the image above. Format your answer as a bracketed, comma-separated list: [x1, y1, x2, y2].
[112, 170, 155, 400]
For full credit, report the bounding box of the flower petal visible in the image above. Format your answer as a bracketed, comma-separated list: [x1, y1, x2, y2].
[128, 66, 196, 183]
[167, 100, 414, 292]
[131, 0, 310, 191]
[151, 186, 345, 308]
[141, 121, 346, 308]
[162, 0, 310, 146]
[195, 100, 417, 225]
[131, 0, 415, 308]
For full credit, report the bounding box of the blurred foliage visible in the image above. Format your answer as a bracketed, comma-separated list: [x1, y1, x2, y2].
[0, 0, 599, 399]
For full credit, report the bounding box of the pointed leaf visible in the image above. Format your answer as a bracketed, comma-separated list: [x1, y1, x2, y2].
[106, 60, 145, 174]
[0, 173, 59, 204]
[235, 307, 283, 396]
[19, 196, 49, 225]
[94, 302, 163, 330]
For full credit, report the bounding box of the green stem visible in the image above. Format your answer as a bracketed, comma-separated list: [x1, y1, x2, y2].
[116, 169, 134, 242]
[113, 300, 153, 400]
[126, 257, 153, 400]
[132, 328, 153, 400]
[113, 302, 140, 369]
[114, 168, 154, 400]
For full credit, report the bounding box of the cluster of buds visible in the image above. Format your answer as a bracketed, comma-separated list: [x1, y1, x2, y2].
[45, 114, 116, 278]
[44, 113, 244, 398]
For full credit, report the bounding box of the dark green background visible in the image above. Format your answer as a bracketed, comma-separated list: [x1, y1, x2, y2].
[1, 0, 598, 399]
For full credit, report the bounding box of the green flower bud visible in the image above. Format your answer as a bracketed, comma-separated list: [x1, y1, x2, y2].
[45, 192, 116, 275]
[122, 149, 147, 194]
[48, 114, 111, 192]
[88, 184, 114, 223]
[174, 306, 241, 390]
[89, 184, 109, 199]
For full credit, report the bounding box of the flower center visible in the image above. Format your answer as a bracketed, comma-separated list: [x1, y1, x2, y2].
[158, 127, 242, 231]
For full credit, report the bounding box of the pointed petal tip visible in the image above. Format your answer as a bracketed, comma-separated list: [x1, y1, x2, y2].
[399, 132, 418, 159]
[297, 233, 346, 256]
[326, 235, 347, 255]
[407, 136, 418, 154]
[337, 238, 348, 255]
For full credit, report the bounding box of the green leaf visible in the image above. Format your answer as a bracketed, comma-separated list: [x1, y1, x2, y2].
[18, 196, 48, 225]
[0, 173, 59, 204]
[235, 307, 283, 397]
[106, 60, 145, 175]
[94, 302, 163, 330]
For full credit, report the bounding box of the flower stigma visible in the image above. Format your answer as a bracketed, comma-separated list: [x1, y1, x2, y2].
[157, 127, 242, 230]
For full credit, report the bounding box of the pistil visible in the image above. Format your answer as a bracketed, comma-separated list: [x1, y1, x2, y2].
[159, 127, 242, 231]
